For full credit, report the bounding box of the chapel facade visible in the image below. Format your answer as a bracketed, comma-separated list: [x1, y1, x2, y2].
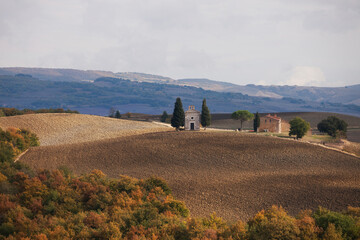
[185, 105, 200, 131]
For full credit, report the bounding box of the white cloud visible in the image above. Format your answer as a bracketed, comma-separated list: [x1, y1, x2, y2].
[281, 66, 326, 86]
[0, 0, 359, 86]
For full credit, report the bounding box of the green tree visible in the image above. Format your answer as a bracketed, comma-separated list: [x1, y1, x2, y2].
[171, 98, 185, 131]
[248, 206, 300, 239]
[317, 116, 348, 138]
[323, 223, 344, 240]
[289, 117, 310, 139]
[160, 111, 168, 123]
[253, 112, 260, 132]
[115, 110, 121, 119]
[201, 99, 211, 130]
[231, 110, 254, 130]
[313, 207, 358, 240]
[0, 109, 4, 117]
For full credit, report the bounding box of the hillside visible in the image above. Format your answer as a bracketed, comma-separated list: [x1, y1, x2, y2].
[0, 113, 169, 146]
[1, 67, 359, 107]
[1, 74, 359, 116]
[2, 128, 359, 239]
[179, 78, 360, 106]
[115, 72, 176, 83]
[0, 67, 117, 82]
[20, 131, 360, 221]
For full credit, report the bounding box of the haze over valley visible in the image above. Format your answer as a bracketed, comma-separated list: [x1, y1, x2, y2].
[1, 67, 359, 116]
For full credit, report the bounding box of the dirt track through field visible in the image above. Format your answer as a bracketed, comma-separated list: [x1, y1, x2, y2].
[20, 131, 360, 221]
[0, 113, 169, 146]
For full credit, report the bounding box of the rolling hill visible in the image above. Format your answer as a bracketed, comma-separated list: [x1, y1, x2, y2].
[1, 67, 359, 108]
[1, 74, 359, 116]
[178, 78, 360, 106]
[18, 128, 360, 221]
[3, 113, 359, 220]
[0, 113, 169, 146]
[0, 67, 116, 82]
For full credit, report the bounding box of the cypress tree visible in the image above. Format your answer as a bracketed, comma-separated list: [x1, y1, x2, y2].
[171, 98, 185, 130]
[201, 98, 211, 130]
[115, 110, 121, 119]
[160, 111, 169, 122]
[253, 112, 260, 132]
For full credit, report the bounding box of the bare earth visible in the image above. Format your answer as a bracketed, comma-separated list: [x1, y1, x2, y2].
[0, 113, 169, 146]
[20, 131, 360, 221]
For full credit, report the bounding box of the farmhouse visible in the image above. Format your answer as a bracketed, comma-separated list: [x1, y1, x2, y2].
[258, 114, 290, 133]
[185, 105, 200, 130]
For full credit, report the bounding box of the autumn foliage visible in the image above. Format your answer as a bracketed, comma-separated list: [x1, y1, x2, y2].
[1, 128, 360, 239]
[0, 127, 39, 163]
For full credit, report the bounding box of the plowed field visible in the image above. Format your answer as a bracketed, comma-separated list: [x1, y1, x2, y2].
[0, 113, 169, 146]
[20, 131, 360, 221]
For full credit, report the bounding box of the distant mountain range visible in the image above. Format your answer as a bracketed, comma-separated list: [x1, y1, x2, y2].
[0, 67, 359, 115]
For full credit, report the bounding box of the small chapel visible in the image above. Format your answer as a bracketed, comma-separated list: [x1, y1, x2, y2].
[185, 105, 200, 131]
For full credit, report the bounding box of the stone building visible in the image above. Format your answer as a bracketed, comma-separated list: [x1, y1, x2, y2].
[185, 105, 200, 130]
[258, 114, 290, 133]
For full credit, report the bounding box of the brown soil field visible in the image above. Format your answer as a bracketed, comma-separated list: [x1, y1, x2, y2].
[20, 131, 360, 221]
[0, 113, 169, 146]
[343, 140, 360, 156]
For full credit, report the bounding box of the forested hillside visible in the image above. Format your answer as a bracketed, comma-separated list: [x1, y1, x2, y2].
[1, 75, 359, 116]
[1, 67, 359, 107]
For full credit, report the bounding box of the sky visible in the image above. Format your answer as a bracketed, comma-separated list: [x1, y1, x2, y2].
[0, 0, 359, 87]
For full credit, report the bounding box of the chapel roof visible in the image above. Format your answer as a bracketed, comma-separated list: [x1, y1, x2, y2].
[263, 114, 281, 120]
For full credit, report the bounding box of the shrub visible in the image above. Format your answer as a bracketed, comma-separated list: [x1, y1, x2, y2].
[317, 116, 348, 138]
[166, 199, 189, 217]
[221, 220, 247, 240]
[160, 111, 168, 123]
[143, 176, 172, 195]
[0, 222, 15, 236]
[323, 223, 344, 240]
[248, 206, 300, 239]
[313, 207, 360, 240]
[0, 142, 14, 163]
[296, 210, 320, 240]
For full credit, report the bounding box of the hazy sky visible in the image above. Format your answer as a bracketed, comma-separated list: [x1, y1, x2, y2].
[0, 0, 359, 87]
